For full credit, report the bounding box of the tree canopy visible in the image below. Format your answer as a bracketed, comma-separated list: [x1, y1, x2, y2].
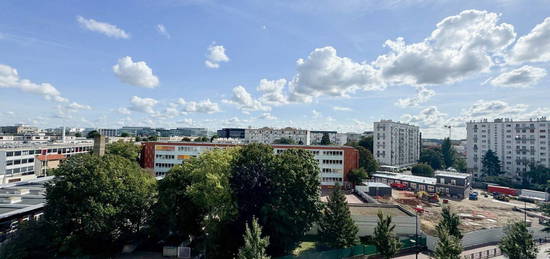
[86, 130, 100, 139]
[481, 150, 501, 177]
[441, 138, 456, 169]
[106, 140, 141, 162]
[419, 148, 444, 170]
[320, 133, 331, 145]
[357, 135, 373, 153]
[435, 206, 462, 240]
[347, 168, 369, 186]
[373, 211, 401, 259]
[273, 137, 296, 144]
[499, 222, 538, 259]
[318, 184, 358, 249]
[120, 132, 130, 137]
[45, 154, 157, 256]
[411, 163, 434, 177]
[433, 228, 463, 259]
[237, 217, 270, 259]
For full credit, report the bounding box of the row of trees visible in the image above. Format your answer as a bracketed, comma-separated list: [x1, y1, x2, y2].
[346, 135, 378, 185]
[413, 138, 466, 177]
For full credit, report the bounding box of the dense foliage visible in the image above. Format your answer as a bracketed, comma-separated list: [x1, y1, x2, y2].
[373, 212, 401, 259]
[237, 217, 270, 259]
[273, 137, 296, 144]
[347, 168, 369, 186]
[433, 228, 463, 259]
[435, 206, 462, 240]
[0, 219, 55, 259]
[318, 184, 358, 248]
[499, 222, 538, 259]
[106, 140, 141, 162]
[45, 154, 156, 256]
[411, 163, 434, 177]
[86, 130, 100, 139]
[481, 150, 502, 177]
[441, 138, 456, 169]
[419, 148, 444, 170]
[320, 133, 331, 145]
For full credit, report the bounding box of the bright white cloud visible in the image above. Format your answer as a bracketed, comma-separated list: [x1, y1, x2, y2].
[117, 107, 131, 115]
[224, 85, 270, 112]
[0, 64, 69, 103]
[156, 24, 170, 39]
[508, 17, 550, 64]
[376, 10, 516, 86]
[259, 113, 277, 120]
[290, 46, 383, 102]
[129, 96, 158, 114]
[395, 86, 435, 108]
[76, 16, 129, 39]
[333, 106, 352, 111]
[464, 99, 528, 118]
[113, 56, 159, 88]
[401, 106, 448, 127]
[67, 102, 92, 111]
[205, 44, 229, 68]
[178, 98, 221, 114]
[257, 78, 288, 105]
[490, 65, 547, 88]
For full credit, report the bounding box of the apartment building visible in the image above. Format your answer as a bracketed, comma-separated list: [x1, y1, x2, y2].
[0, 141, 93, 184]
[140, 142, 359, 187]
[310, 131, 348, 145]
[0, 124, 39, 135]
[217, 128, 246, 139]
[244, 127, 310, 145]
[373, 120, 420, 167]
[466, 117, 550, 181]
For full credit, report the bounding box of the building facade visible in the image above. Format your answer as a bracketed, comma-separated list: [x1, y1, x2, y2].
[0, 141, 93, 184]
[140, 142, 359, 187]
[466, 117, 550, 181]
[373, 120, 420, 167]
[244, 127, 310, 145]
[217, 128, 246, 139]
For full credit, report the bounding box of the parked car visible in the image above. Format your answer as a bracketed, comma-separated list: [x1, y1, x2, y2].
[469, 192, 479, 200]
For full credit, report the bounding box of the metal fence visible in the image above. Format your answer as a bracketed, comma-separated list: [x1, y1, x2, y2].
[462, 248, 502, 259]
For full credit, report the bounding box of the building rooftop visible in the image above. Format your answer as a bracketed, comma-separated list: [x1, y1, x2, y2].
[373, 172, 437, 185]
[363, 182, 390, 188]
[435, 171, 471, 179]
[0, 176, 51, 220]
[0, 140, 93, 150]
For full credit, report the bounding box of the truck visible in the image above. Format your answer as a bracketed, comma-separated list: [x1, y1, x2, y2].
[494, 193, 510, 202]
[390, 183, 407, 190]
[519, 189, 550, 202]
[469, 192, 478, 200]
[487, 185, 518, 196]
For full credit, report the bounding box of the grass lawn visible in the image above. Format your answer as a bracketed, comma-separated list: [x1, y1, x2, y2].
[292, 235, 322, 255]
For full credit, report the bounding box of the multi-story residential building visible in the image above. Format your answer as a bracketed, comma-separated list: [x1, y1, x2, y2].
[466, 117, 550, 181]
[217, 128, 246, 139]
[140, 142, 359, 187]
[97, 128, 119, 137]
[373, 120, 420, 167]
[244, 127, 310, 145]
[0, 124, 39, 135]
[309, 131, 348, 145]
[0, 141, 93, 184]
[119, 127, 157, 137]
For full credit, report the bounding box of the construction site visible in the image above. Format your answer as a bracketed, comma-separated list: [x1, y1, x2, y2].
[376, 188, 542, 235]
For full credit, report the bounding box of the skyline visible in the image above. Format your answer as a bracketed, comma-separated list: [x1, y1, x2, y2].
[2, 0, 550, 139]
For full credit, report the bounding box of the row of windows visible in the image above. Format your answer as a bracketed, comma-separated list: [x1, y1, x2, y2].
[323, 151, 343, 156]
[321, 168, 343, 173]
[6, 158, 35, 166]
[5, 166, 34, 175]
[321, 177, 343, 182]
[177, 146, 198, 152]
[155, 163, 177, 168]
[5, 146, 91, 157]
[155, 154, 175, 159]
[322, 159, 343, 165]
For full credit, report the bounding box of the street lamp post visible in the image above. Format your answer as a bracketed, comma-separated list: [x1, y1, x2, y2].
[415, 211, 419, 259]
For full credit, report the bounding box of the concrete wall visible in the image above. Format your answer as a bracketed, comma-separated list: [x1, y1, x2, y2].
[426, 226, 550, 251]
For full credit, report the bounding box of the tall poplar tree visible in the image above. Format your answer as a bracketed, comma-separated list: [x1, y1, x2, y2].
[318, 184, 358, 248]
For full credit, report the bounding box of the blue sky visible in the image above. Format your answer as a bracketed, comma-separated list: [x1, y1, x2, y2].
[1, 0, 550, 139]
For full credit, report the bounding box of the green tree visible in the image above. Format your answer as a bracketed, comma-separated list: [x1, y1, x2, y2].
[481, 150, 501, 177]
[441, 138, 456, 169]
[320, 133, 331, 145]
[499, 222, 538, 259]
[147, 135, 158, 141]
[86, 130, 100, 139]
[74, 132, 82, 138]
[106, 141, 141, 162]
[182, 137, 192, 142]
[230, 144, 321, 256]
[210, 134, 219, 142]
[120, 132, 130, 137]
[0, 219, 55, 259]
[154, 148, 238, 249]
[435, 206, 462, 240]
[525, 164, 550, 185]
[373, 211, 401, 259]
[273, 137, 296, 144]
[419, 148, 444, 170]
[454, 157, 467, 173]
[347, 168, 369, 186]
[45, 154, 157, 256]
[318, 184, 358, 248]
[237, 217, 270, 259]
[194, 136, 209, 142]
[358, 135, 373, 153]
[356, 146, 379, 173]
[411, 163, 434, 177]
[433, 228, 463, 259]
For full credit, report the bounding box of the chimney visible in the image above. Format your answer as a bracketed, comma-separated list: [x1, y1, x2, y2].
[93, 135, 106, 156]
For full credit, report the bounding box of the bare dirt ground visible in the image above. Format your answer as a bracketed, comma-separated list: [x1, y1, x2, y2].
[378, 188, 541, 235]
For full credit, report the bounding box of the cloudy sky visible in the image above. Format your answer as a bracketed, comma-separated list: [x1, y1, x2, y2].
[1, 0, 550, 139]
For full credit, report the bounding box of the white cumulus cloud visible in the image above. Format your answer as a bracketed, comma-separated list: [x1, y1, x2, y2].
[395, 86, 435, 108]
[113, 56, 159, 88]
[257, 78, 288, 106]
[508, 17, 550, 64]
[77, 16, 129, 39]
[333, 106, 352, 111]
[129, 96, 158, 114]
[0, 64, 69, 103]
[224, 85, 270, 112]
[205, 44, 229, 68]
[156, 24, 170, 39]
[490, 65, 547, 88]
